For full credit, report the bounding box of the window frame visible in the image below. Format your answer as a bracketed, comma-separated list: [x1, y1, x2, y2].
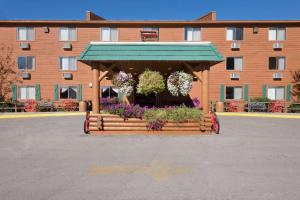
[225, 86, 243, 100]
[59, 85, 78, 99]
[267, 86, 285, 100]
[100, 86, 119, 98]
[18, 85, 36, 100]
[184, 27, 201, 41]
[268, 56, 286, 70]
[17, 56, 36, 71]
[101, 27, 119, 42]
[16, 27, 35, 41]
[59, 27, 77, 41]
[226, 56, 243, 71]
[59, 56, 77, 71]
[268, 27, 286, 41]
[226, 27, 244, 41]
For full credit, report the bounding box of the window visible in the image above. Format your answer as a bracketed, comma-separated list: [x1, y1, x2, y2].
[59, 57, 77, 70]
[18, 56, 35, 70]
[185, 27, 201, 41]
[17, 27, 35, 41]
[226, 86, 243, 100]
[269, 28, 286, 41]
[101, 86, 119, 98]
[226, 27, 243, 41]
[101, 27, 118, 41]
[59, 28, 76, 41]
[226, 57, 243, 70]
[19, 86, 35, 100]
[269, 57, 285, 70]
[60, 86, 77, 99]
[267, 87, 285, 100]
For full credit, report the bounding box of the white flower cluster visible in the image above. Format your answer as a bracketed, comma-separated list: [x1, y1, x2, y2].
[112, 71, 135, 96]
[167, 71, 193, 96]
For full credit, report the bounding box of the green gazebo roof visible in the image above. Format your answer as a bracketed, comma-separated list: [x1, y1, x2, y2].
[79, 42, 224, 62]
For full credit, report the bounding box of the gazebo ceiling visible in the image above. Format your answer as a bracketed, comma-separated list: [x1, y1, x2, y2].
[78, 42, 224, 63]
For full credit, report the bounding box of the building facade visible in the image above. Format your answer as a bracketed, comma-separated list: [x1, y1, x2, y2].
[0, 11, 299, 105]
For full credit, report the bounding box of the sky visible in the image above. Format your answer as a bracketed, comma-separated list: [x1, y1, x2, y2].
[0, 0, 300, 21]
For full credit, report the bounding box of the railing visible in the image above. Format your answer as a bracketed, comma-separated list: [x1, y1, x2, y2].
[0, 100, 79, 112]
[211, 100, 300, 113]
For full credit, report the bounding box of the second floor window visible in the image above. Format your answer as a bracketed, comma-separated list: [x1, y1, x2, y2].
[269, 28, 286, 41]
[18, 56, 35, 70]
[226, 27, 243, 41]
[101, 27, 118, 41]
[59, 28, 76, 41]
[19, 86, 35, 100]
[226, 57, 243, 70]
[226, 86, 243, 100]
[59, 57, 77, 71]
[17, 27, 35, 41]
[60, 86, 77, 99]
[269, 57, 285, 70]
[185, 27, 201, 41]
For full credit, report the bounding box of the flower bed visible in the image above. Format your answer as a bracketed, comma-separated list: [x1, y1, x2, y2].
[102, 103, 203, 131]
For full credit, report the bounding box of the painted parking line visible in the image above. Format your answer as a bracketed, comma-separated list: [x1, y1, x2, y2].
[0, 112, 85, 119]
[217, 112, 300, 119]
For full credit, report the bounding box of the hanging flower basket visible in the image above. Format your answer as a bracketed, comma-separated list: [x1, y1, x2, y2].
[112, 71, 135, 96]
[167, 71, 193, 96]
[137, 69, 165, 96]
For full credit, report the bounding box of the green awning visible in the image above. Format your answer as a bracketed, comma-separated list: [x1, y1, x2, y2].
[79, 42, 224, 62]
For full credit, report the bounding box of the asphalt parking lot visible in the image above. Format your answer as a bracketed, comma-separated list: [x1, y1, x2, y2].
[0, 115, 300, 200]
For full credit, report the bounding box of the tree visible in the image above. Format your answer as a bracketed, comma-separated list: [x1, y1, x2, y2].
[0, 44, 21, 101]
[291, 69, 300, 101]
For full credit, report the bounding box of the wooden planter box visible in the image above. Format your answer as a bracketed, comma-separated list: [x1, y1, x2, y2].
[88, 114, 213, 135]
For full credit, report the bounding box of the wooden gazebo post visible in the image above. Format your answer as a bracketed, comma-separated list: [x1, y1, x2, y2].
[92, 63, 100, 114]
[202, 66, 209, 114]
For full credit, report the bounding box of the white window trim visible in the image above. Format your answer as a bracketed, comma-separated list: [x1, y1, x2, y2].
[59, 85, 78, 99]
[267, 87, 285, 100]
[18, 86, 36, 100]
[185, 27, 201, 41]
[226, 56, 243, 71]
[16, 27, 35, 41]
[17, 56, 36, 71]
[59, 27, 77, 41]
[101, 27, 119, 42]
[269, 56, 286, 71]
[225, 86, 243, 100]
[268, 27, 286, 41]
[226, 27, 243, 41]
[59, 57, 77, 71]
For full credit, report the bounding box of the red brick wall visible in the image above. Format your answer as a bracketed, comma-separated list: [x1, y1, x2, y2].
[0, 23, 299, 102]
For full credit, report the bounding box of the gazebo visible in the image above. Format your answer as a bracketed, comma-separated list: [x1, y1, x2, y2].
[79, 42, 224, 134]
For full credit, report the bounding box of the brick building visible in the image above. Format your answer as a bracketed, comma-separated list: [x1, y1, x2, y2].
[0, 11, 299, 108]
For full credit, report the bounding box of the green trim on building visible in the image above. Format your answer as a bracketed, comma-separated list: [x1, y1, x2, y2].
[54, 84, 59, 101]
[79, 43, 224, 61]
[244, 84, 249, 101]
[12, 85, 17, 101]
[220, 84, 225, 102]
[262, 85, 267, 98]
[35, 84, 41, 101]
[77, 84, 82, 101]
[286, 84, 291, 101]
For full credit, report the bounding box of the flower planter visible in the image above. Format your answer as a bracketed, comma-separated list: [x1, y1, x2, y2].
[88, 114, 213, 135]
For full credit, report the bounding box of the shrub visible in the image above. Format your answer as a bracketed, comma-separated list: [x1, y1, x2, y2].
[250, 97, 271, 102]
[137, 69, 165, 96]
[24, 100, 38, 112]
[60, 100, 78, 112]
[38, 100, 55, 112]
[288, 102, 300, 113]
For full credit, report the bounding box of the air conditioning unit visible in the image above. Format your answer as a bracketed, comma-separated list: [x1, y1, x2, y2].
[273, 43, 283, 49]
[43, 27, 49, 33]
[63, 43, 72, 50]
[230, 73, 240, 79]
[231, 42, 240, 50]
[21, 72, 31, 79]
[272, 73, 283, 79]
[63, 73, 73, 79]
[20, 43, 30, 49]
